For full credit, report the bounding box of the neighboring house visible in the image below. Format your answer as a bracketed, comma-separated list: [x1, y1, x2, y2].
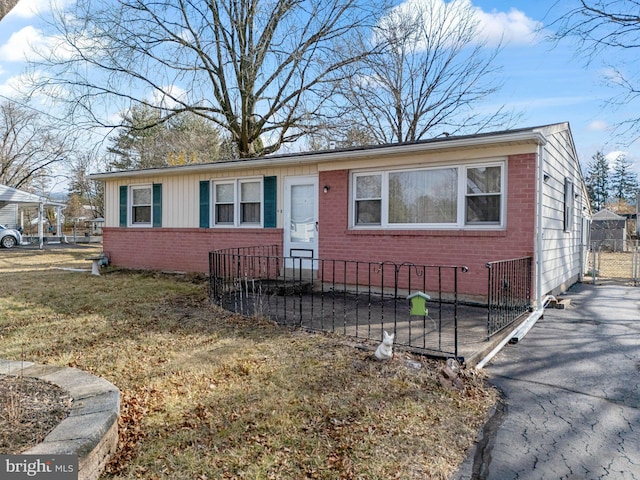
[591, 209, 628, 251]
[90, 122, 591, 306]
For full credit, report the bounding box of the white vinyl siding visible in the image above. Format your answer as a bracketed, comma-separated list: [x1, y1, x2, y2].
[538, 125, 588, 297]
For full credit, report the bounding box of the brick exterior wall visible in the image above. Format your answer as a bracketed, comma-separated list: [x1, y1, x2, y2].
[104, 153, 537, 298]
[318, 153, 537, 297]
[103, 228, 283, 274]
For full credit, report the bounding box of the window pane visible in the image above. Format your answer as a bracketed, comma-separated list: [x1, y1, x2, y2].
[467, 167, 501, 194]
[356, 175, 381, 199]
[133, 206, 151, 223]
[132, 187, 151, 205]
[241, 203, 260, 223]
[466, 195, 501, 223]
[389, 169, 457, 224]
[356, 200, 381, 224]
[216, 204, 234, 224]
[241, 182, 260, 202]
[216, 183, 234, 202]
[290, 184, 316, 242]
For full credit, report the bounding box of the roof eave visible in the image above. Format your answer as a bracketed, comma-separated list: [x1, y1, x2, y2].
[89, 130, 548, 181]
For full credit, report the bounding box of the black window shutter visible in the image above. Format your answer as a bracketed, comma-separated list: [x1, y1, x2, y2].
[119, 186, 128, 227]
[263, 176, 277, 228]
[199, 180, 210, 228]
[152, 183, 162, 228]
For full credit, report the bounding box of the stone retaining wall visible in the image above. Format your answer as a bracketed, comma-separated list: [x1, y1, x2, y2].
[1, 360, 120, 480]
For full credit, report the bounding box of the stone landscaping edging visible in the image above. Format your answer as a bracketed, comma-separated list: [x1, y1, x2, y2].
[1, 360, 120, 480]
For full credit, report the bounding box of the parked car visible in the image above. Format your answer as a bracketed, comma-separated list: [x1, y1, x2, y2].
[0, 224, 22, 249]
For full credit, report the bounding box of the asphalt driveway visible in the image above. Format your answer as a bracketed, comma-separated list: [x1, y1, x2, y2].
[454, 283, 640, 480]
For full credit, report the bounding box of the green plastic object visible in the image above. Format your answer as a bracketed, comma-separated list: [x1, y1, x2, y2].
[407, 291, 430, 316]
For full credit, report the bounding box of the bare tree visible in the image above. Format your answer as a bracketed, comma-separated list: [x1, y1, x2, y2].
[67, 151, 104, 218]
[332, 0, 511, 144]
[0, 100, 71, 191]
[551, 1, 640, 138]
[32, 0, 385, 158]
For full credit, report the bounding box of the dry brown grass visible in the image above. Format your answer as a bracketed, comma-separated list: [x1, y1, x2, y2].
[0, 246, 497, 479]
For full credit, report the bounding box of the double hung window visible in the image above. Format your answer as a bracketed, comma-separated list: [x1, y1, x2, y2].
[130, 185, 152, 225]
[212, 178, 262, 226]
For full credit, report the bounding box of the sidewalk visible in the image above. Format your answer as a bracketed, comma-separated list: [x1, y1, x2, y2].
[453, 283, 640, 480]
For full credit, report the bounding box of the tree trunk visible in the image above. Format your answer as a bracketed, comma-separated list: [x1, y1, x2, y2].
[0, 0, 19, 21]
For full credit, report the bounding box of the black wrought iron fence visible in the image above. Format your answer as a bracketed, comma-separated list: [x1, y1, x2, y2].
[486, 256, 533, 338]
[210, 246, 471, 360]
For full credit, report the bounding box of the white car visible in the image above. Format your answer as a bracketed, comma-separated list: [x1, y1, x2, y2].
[0, 224, 22, 248]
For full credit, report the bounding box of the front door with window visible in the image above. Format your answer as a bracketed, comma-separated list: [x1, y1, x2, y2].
[284, 176, 318, 270]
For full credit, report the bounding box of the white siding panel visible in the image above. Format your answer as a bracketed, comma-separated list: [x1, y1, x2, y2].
[103, 165, 319, 228]
[538, 125, 586, 296]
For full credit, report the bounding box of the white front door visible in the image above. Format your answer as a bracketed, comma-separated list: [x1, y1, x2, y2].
[284, 175, 318, 268]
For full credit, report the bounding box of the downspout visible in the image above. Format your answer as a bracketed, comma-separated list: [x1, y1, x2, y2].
[475, 142, 549, 369]
[38, 201, 44, 250]
[535, 142, 544, 310]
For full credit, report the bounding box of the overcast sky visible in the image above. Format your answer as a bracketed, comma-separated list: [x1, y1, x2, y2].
[1, 0, 639, 176]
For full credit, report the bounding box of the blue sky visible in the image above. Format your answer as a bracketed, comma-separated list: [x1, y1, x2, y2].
[1, 0, 639, 176]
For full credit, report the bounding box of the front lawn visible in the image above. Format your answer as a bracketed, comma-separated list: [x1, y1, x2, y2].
[0, 246, 496, 479]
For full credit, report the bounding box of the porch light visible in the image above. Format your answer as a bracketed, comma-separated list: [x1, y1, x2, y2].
[323, 185, 330, 193]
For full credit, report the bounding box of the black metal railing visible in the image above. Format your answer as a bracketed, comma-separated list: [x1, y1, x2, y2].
[486, 256, 533, 338]
[210, 246, 471, 360]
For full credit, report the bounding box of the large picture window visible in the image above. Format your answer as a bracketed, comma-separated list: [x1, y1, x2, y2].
[352, 162, 504, 229]
[212, 178, 262, 226]
[389, 168, 458, 224]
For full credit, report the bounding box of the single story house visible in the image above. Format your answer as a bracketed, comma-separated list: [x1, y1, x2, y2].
[90, 122, 591, 307]
[590, 209, 628, 251]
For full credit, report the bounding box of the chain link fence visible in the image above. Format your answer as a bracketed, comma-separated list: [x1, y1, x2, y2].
[587, 240, 640, 286]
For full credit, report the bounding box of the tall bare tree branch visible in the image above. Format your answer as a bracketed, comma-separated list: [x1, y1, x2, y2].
[0, 100, 72, 191]
[30, 0, 385, 158]
[331, 0, 514, 144]
[550, 0, 640, 141]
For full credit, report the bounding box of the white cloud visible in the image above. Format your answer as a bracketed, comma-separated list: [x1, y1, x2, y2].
[0, 26, 48, 62]
[6, 0, 72, 19]
[474, 6, 542, 46]
[605, 150, 626, 164]
[152, 85, 188, 110]
[0, 71, 32, 97]
[389, 0, 541, 48]
[587, 120, 609, 132]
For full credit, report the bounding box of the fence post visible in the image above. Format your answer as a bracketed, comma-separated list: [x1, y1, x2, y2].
[592, 244, 597, 285]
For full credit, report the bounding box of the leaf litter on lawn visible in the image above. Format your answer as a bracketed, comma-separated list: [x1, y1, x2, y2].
[0, 247, 497, 479]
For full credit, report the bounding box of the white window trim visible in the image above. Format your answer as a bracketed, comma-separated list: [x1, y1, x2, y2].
[212, 177, 263, 227]
[350, 160, 506, 230]
[464, 164, 505, 227]
[128, 184, 153, 228]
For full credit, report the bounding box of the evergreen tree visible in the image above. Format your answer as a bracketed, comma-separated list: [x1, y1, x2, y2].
[610, 153, 639, 203]
[584, 151, 610, 211]
[107, 106, 222, 170]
